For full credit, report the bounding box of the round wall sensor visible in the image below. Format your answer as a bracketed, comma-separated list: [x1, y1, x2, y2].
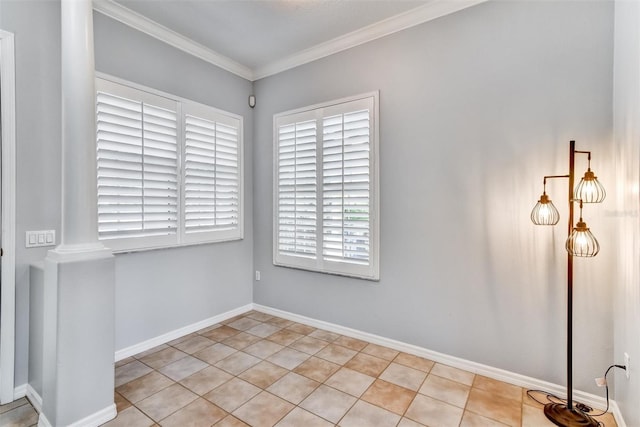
[248, 95, 256, 108]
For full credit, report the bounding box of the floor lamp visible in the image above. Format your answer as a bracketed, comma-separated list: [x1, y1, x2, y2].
[530, 140, 606, 427]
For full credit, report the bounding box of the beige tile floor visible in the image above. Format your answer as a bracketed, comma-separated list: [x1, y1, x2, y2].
[0, 397, 38, 427]
[0, 310, 619, 427]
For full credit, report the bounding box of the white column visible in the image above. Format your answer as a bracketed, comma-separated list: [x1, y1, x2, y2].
[39, 1, 116, 426]
[60, 0, 101, 250]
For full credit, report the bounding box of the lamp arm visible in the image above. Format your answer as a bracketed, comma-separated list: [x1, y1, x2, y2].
[574, 149, 592, 170]
[541, 175, 570, 193]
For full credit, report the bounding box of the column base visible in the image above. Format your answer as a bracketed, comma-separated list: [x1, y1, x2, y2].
[42, 248, 116, 426]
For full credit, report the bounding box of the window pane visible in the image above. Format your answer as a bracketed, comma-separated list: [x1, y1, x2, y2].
[277, 119, 318, 258]
[322, 109, 370, 265]
[97, 91, 145, 239]
[184, 114, 240, 234]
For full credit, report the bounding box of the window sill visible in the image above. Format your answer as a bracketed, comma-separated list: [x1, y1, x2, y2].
[106, 235, 244, 255]
[273, 259, 379, 282]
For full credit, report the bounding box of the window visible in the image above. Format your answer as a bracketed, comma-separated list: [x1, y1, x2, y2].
[273, 93, 379, 280]
[96, 77, 242, 252]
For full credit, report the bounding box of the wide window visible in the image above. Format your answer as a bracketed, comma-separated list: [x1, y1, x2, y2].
[96, 77, 243, 252]
[273, 93, 379, 280]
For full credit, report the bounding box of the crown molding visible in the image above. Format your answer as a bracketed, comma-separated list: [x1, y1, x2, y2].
[92, 0, 254, 81]
[252, 0, 488, 80]
[93, 0, 486, 82]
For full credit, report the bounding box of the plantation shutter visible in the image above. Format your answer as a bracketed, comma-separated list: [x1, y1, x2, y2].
[141, 104, 179, 234]
[183, 106, 240, 239]
[274, 94, 378, 279]
[95, 77, 243, 251]
[322, 106, 371, 265]
[96, 91, 143, 239]
[96, 84, 178, 243]
[276, 114, 318, 259]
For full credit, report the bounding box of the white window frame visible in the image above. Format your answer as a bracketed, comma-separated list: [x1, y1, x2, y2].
[273, 92, 380, 280]
[96, 74, 243, 253]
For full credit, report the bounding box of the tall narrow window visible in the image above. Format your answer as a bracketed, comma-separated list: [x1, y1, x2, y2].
[274, 93, 379, 280]
[183, 102, 241, 244]
[96, 77, 243, 252]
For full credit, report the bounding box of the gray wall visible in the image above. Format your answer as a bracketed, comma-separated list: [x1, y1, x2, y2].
[0, 1, 62, 388]
[93, 13, 254, 351]
[612, 1, 640, 425]
[253, 0, 614, 395]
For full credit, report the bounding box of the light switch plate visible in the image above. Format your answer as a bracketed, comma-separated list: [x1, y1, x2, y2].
[25, 230, 56, 248]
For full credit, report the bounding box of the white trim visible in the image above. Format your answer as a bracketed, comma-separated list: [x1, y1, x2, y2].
[37, 406, 115, 427]
[26, 384, 43, 414]
[0, 28, 17, 405]
[92, 0, 487, 81]
[92, 0, 253, 81]
[67, 404, 116, 427]
[252, 303, 618, 414]
[45, 246, 113, 263]
[13, 383, 26, 400]
[114, 304, 252, 361]
[253, 0, 488, 80]
[37, 413, 52, 427]
[611, 401, 627, 427]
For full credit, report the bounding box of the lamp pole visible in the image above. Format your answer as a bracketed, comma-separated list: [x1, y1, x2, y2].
[566, 140, 575, 413]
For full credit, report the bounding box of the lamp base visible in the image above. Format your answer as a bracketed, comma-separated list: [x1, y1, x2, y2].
[543, 403, 599, 427]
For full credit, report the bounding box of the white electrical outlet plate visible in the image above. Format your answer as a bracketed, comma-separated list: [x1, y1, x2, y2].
[624, 352, 630, 379]
[255, 270, 261, 281]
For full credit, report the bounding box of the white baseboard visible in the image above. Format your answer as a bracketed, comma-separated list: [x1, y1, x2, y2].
[610, 401, 627, 427]
[24, 383, 116, 426]
[68, 403, 117, 427]
[114, 304, 253, 361]
[26, 384, 42, 413]
[253, 303, 622, 422]
[37, 413, 52, 427]
[13, 383, 26, 400]
[37, 403, 116, 427]
[22, 384, 112, 425]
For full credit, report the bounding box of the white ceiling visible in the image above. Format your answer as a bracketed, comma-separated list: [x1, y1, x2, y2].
[97, 0, 485, 80]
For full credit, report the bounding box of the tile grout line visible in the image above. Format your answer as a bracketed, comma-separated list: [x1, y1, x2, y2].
[125, 321, 447, 426]
[108, 311, 617, 427]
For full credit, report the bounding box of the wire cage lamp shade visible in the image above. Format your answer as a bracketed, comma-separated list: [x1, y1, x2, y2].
[574, 169, 606, 203]
[564, 199, 600, 257]
[565, 221, 600, 257]
[531, 193, 560, 225]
